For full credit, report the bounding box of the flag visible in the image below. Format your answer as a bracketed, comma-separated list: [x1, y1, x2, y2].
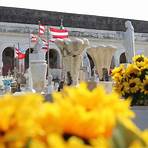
[39, 24, 45, 35]
[15, 48, 26, 60]
[41, 39, 48, 52]
[49, 27, 68, 40]
[30, 34, 37, 42]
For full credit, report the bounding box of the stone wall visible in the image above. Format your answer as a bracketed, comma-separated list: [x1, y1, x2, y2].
[1, 6, 148, 33]
[0, 21, 148, 71]
[1, 22, 148, 43]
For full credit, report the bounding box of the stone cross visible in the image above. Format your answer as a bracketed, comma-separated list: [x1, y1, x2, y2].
[13, 67, 18, 79]
[7, 70, 11, 77]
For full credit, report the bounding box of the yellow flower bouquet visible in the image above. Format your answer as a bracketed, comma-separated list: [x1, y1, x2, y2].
[0, 83, 148, 148]
[112, 55, 148, 105]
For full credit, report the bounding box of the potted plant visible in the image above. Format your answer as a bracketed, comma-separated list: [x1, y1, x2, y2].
[111, 55, 148, 106]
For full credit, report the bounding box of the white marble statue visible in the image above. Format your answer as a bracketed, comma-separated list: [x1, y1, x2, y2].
[54, 82, 59, 91]
[87, 45, 116, 81]
[24, 68, 35, 92]
[124, 20, 135, 63]
[33, 37, 44, 53]
[55, 38, 89, 85]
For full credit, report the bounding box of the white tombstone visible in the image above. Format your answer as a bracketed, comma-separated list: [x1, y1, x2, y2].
[30, 37, 47, 92]
[124, 21, 135, 63]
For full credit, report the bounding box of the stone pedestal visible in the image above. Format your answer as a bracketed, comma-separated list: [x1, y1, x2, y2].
[86, 81, 113, 93]
[79, 69, 86, 82]
[98, 81, 113, 93]
[87, 45, 116, 80]
[30, 52, 47, 92]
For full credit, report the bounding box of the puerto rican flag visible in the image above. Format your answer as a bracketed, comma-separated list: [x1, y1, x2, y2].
[30, 34, 37, 42]
[39, 24, 45, 35]
[15, 48, 26, 60]
[42, 39, 48, 52]
[49, 27, 68, 41]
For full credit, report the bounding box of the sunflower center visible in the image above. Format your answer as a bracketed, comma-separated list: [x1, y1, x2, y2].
[144, 84, 148, 90]
[136, 57, 144, 62]
[0, 131, 5, 136]
[63, 133, 90, 145]
[130, 73, 137, 77]
[129, 83, 136, 88]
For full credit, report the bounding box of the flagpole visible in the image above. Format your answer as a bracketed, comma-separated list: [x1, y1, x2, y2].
[38, 20, 41, 37]
[60, 18, 65, 81]
[28, 27, 31, 71]
[60, 18, 63, 29]
[28, 27, 31, 54]
[13, 44, 16, 74]
[17, 43, 21, 73]
[46, 26, 50, 78]
[13, 44, 18, 80]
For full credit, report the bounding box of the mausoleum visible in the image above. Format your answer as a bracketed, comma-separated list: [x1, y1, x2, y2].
[0, 6, 148, 79]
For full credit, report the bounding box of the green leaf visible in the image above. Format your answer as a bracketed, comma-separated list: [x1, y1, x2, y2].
[25, 138, 32, 148]
[110, 120, 147, 148]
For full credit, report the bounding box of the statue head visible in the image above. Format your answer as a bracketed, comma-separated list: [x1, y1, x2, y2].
[33, 37, 43, 53]
[125, 21, 134, 30]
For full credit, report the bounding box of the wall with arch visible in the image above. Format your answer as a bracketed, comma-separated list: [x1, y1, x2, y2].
[0, 23, 148, 78]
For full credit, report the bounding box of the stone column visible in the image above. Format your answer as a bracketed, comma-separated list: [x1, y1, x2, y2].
[55, 38, 89, 85]
[87, 45, 116, 81]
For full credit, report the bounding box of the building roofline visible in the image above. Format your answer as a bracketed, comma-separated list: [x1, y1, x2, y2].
[0, 6, 148, 33]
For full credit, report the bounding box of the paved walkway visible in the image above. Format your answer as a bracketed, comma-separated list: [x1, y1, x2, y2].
[132, 106, 148, 130]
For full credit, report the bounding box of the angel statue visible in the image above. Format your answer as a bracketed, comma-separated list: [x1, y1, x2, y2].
[33, 36, 44, 53]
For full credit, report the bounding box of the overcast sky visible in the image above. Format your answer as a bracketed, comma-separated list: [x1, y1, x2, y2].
[1, 0, 148, 21]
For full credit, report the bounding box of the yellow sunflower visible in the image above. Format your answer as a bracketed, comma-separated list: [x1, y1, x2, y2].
[0, 84, 148, 147]
[122, 81, 130, 95]
[38, 84, 133, 140]
[112, 72, 123, 82]
[137, 56, 148, 71]
[132, 55, 147, 69]
[132, 55, 145, 63]
[113, 82, 124, 94]
[111, 64, 125, 76]
[125, 78, 142, 94]
[125, 64, 141, 78]
[0, 93, 44, 147]
[142, 58, 148, 69]
[141, 76, 148, 94]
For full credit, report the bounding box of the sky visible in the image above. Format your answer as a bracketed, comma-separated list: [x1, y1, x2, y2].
[1, 0, 148, 21]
